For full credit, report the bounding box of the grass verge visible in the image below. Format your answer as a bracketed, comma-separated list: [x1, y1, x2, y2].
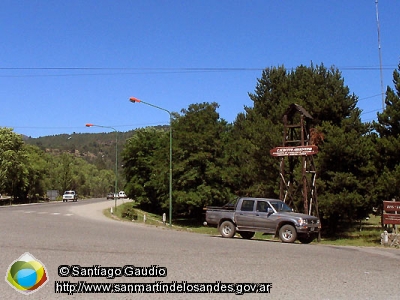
[104, 203, 395, 248]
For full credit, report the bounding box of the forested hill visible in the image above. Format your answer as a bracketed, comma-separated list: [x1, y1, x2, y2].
[23, 131, 133, 170]
[23, 128, 166, 171]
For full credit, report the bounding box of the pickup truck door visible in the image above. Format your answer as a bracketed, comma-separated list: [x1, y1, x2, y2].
[235, 199, 256, 229]
[253, 200, 276, 233]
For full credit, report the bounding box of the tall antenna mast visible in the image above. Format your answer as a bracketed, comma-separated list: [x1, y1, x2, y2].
[375, 0, 385, 110]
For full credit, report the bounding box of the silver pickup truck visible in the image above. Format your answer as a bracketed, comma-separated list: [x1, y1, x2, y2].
[204, 197, 321, 243]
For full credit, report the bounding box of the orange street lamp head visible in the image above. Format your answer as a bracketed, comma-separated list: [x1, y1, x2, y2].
[129, 97, 141, 103]
[85, 123, 94, 127]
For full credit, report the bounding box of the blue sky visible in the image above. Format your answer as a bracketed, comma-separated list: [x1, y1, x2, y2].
[1, 1, 399, 138]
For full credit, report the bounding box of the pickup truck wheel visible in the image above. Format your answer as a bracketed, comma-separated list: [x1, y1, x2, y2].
[239, 231, 255, 239]
[279, 224, 297, 243]
[219, 221, 236, 238]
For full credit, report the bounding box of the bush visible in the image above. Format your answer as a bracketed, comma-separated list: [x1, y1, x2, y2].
[121, 206, 138, 220]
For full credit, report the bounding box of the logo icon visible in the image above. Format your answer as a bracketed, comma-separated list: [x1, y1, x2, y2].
[5, 252, 48, 295]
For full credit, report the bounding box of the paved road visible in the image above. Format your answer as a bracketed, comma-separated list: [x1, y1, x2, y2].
[0, 199, 399, 299]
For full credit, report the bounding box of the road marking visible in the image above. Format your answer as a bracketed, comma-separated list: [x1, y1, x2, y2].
[20, 210, 74, 217]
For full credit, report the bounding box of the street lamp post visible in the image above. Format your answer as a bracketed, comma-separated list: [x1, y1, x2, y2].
[86, 123, 118, 212]
[129, 97, 173, 226]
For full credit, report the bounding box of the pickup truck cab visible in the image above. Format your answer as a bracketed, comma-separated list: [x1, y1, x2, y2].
[62, 190, 78, 202]
[205, 197, 321, 243]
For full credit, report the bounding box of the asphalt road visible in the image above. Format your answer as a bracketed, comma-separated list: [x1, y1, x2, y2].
[0, 198, 399, 300]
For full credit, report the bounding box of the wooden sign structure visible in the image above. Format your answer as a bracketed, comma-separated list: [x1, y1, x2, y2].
[382, 201, 400, 225]
[270, 103, 320, 219]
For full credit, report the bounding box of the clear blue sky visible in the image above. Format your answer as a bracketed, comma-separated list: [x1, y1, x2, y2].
[1, 1, 399, 138]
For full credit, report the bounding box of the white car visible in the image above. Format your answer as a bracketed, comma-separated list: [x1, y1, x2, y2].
[62, 190, 78, 202]
[118, 191, 127, 199]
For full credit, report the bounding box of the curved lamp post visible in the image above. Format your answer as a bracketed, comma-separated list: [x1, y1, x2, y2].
[86, 123, 118, 212]
[129, 97, 172, 226]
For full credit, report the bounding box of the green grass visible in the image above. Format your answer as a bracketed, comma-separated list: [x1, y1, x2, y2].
[318, 215, 386, 247]
[104, 202, 165, 226]
[104, 204, 393, 247]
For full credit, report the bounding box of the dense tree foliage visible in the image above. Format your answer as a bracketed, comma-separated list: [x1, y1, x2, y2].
[0, 128, 29, 199]
[172, 102, 232, 218]
[226, 110, 280, 197]
[316, 118, 377, 233]
[122, 103, 233, 219]
[122, 127, 167, 213]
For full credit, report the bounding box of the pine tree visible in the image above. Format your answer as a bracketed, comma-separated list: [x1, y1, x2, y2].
[373, 64, 400, 202]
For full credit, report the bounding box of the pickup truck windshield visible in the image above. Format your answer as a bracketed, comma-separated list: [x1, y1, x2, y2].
[269, 201, 293, 212]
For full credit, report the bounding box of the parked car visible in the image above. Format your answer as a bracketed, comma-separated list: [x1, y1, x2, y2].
[106, 192, 114, 200]
[204, 197, 321, 243]
[118, 191, 127, 199]
[62, 190, 78, 202]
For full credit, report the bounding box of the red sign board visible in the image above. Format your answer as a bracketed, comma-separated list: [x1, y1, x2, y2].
[383, 201, 400, 213]
[270, 145, 318, 157]
[382, 214, 400, 225]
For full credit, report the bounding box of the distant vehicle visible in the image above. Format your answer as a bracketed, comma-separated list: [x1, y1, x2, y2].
[62, 190, 78, 202]
[118, 191, 127, 199]
[106, 192, 114, 200]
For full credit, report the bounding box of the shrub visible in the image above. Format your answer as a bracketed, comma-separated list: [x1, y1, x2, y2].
[121, 206, 138, 220]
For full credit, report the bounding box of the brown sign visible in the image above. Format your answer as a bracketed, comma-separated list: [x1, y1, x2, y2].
[383, 201, 400, 213]
[270, 145, 318, 157]
[382, 214, 400, 225]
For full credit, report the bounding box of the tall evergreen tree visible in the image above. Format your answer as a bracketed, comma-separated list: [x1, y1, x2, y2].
[375, 64, 400, 137]
[373, 64, 400, 202]
[122, 127, 167, 213]
[172, 102, 232, 218]
[227, 110, 280, 197]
